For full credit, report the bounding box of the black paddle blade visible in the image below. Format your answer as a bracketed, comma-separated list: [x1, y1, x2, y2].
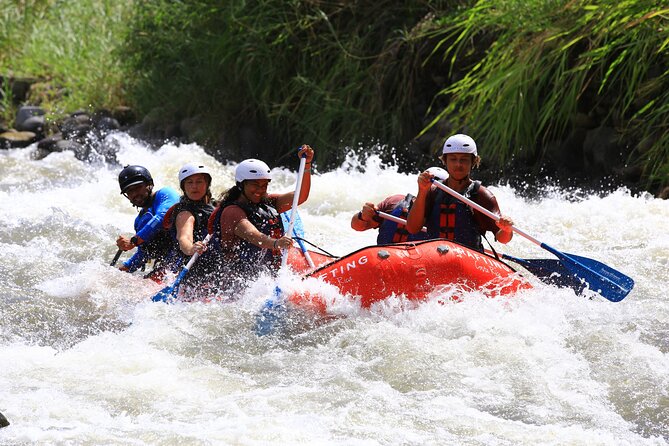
[110, 249, 123, 266]
[502, 255, 587, 294]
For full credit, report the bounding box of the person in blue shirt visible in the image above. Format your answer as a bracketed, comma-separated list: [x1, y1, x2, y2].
[116, 165, 180, 279]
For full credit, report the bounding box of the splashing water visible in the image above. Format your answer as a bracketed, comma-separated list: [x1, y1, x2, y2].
[0, 134, 667, 445]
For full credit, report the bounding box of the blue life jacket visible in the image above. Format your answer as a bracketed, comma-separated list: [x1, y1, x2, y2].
[123, 186, 180, 272]
[376, 194, 429, 245]
[426, 181, 484, 252]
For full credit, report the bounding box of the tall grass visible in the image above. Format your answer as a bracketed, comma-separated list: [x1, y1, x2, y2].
[423, 0, 669, 186]
[0, 0, 133, 122]
[123, 0, 456, 163]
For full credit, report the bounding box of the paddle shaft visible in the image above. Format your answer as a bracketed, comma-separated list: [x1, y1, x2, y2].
[377, 211, 427, 233]
[110, 249, 123, 266]
[432, 179, 541, 245]
[294, 230, 316, 268]
[183, 233, 212, 271]
[281, 156, 307, 269]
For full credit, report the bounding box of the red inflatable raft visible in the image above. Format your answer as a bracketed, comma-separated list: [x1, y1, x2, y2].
[285, 239, 531, 313]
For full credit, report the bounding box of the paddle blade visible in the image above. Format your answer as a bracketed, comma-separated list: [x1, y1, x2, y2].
[560, 251, 634, 302]
[541, 244, 634, 302]
[151, 284, 176, 302]
[281, 210, 304, 238]
[110, 249, 122, 266]
[255, 286, 287, 336]
[502, 255, 587, 294]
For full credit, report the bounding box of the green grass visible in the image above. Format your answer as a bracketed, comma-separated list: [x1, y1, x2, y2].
[122, 0, 452, 163]
[0, 0, 133, 123]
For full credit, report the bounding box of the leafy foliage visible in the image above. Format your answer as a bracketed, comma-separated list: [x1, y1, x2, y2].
[423, 0, 669, 185]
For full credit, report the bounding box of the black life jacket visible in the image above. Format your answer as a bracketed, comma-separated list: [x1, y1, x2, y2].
[162, 199, 215, 284]
[208, 199, 284, 279]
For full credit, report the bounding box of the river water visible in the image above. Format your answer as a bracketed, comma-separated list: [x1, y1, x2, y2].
[0, 133, 667, 445]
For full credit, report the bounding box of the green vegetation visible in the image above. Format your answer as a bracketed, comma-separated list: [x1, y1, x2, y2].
[0, 0, 133, 121]
[122, 0, 452, 162]
[424, 0, 669, 186]
[1, 0, 667, 189]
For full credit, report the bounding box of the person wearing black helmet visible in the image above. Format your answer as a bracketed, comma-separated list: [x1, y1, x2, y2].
[116, 165, 180, 278]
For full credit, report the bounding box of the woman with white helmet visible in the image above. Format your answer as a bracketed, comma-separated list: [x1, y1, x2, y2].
[208, 145, 315, 284]
[164, 163, 215, 259]
[351, 166, 448, 245]
[405, 134, 514, 252]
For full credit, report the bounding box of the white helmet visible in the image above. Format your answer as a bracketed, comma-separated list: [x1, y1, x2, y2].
[442, 134, 477, 155]
[178, 163, 212, 183]
[235, 159, 272, 183]
[426, 166, 448, 181]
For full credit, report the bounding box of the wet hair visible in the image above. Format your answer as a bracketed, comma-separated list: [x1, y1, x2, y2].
[219, 181, 271, 206]
[219, 184, 243, 205]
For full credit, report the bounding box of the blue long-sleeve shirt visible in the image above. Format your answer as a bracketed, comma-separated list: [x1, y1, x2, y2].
[123, 186, 180, 272]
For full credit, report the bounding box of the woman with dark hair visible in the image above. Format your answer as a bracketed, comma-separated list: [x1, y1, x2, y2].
[208, 145, 314, 290]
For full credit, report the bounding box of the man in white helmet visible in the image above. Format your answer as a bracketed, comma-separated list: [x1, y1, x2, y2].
[351, 166, 448, 245]
[207, 145, 315, 289]
[406, 134, 514, 252]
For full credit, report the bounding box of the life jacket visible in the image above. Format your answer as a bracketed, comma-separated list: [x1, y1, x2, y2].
[135, 208, 173, 263]
[164, 199, 215, 243]
[376, 194, 428, 244]
[161, 199, 215, 277]
[426, 180, 484, 252]
[207, 199, 284, 279]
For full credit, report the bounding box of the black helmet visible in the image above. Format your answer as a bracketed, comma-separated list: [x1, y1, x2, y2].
[118, 165, 153, 194]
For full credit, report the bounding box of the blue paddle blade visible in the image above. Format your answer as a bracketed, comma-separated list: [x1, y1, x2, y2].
[150, 267, 189, 302]
[151, 285, 176, 302]
[539, 244, 634, 302]
[255, 286, 287, 336]
[281, 210, 304, 238]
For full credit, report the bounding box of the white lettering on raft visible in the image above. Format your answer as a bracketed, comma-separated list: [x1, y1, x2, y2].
[316, 255, 368, 279]
[449, 245, 511, 272]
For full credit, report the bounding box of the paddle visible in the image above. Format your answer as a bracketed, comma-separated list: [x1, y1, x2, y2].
[151, 234, 212, 302]
[281, 210, 315, 268]
[110, 249, 123, 266]
[431, 179, 634, 302]
[255, 154, 308, 335]
[377, 210, 427, 233]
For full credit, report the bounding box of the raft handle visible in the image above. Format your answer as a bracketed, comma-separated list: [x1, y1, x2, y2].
[377, 250, 391, 259]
